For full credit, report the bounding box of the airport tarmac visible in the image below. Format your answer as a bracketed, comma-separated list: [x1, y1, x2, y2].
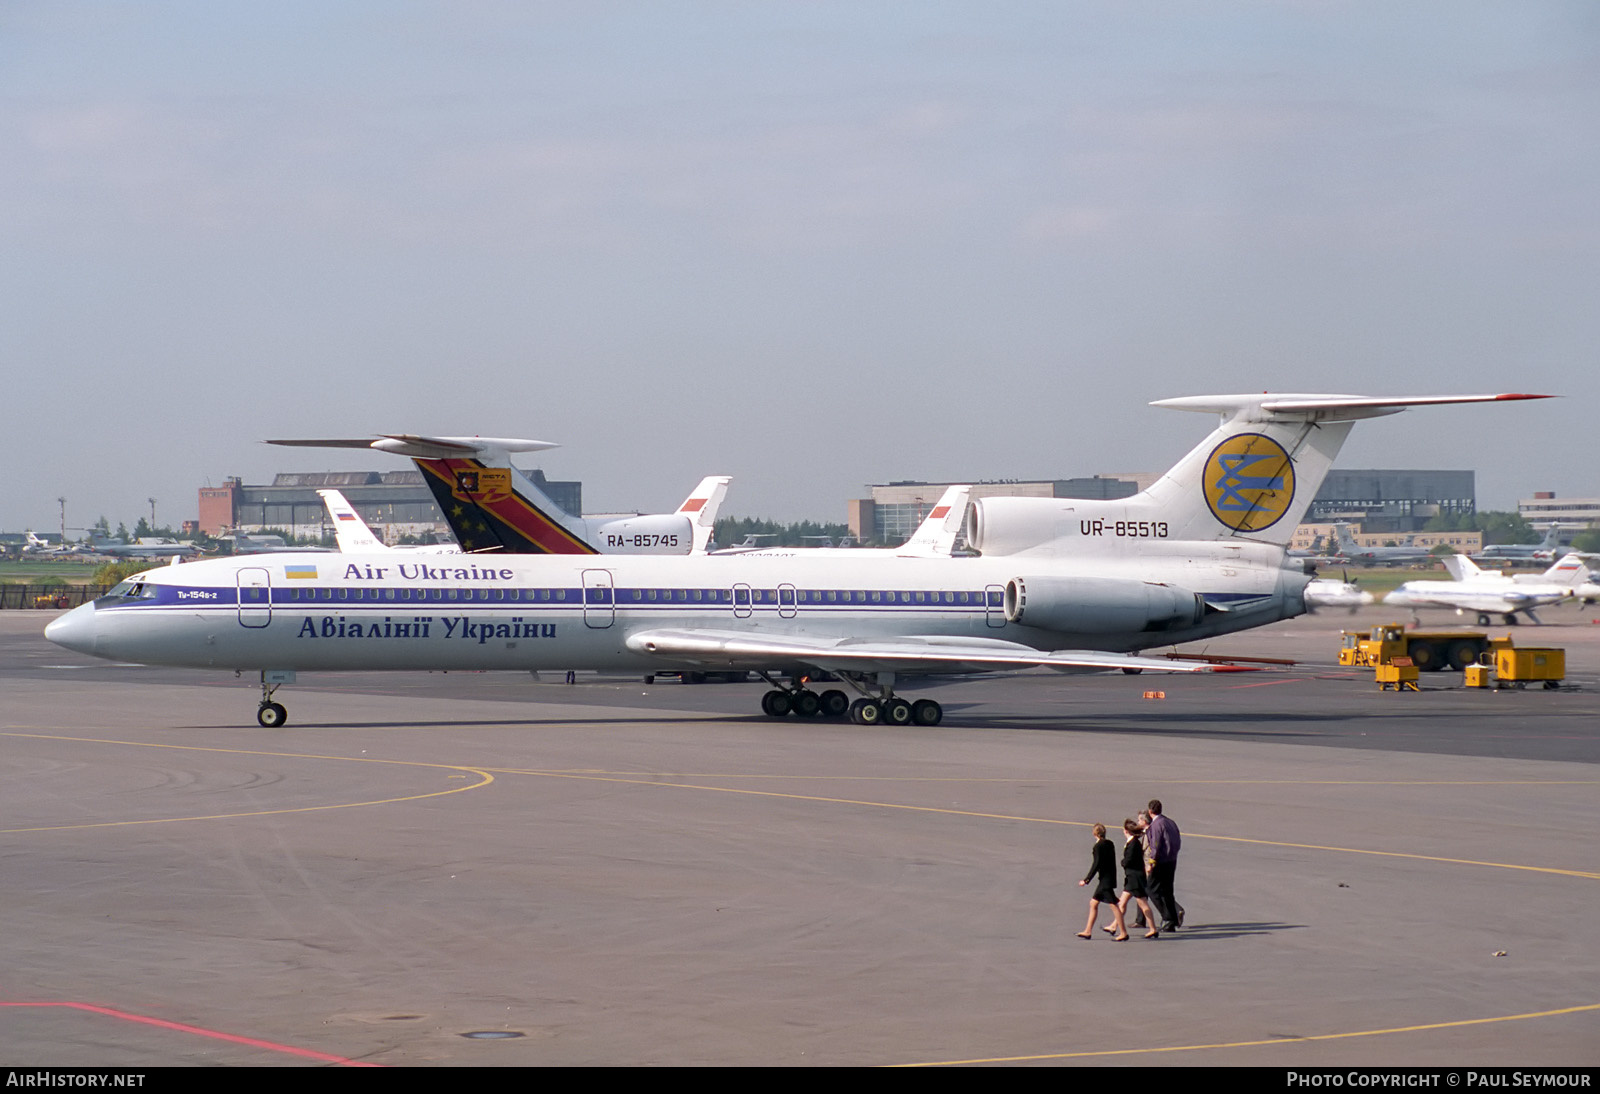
[3, 606, 1598, 1066]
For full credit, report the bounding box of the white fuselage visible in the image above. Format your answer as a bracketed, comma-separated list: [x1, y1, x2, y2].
[48, 545, 1307, 675]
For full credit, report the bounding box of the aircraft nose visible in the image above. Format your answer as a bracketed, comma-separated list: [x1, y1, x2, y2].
[44, 602, 98, 656]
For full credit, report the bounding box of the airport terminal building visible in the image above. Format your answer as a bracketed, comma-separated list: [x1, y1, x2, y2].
[1305, 469, 1475, 533]
[1518, 492, 1600, 531]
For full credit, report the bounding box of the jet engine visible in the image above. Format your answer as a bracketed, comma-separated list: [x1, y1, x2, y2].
[1004, 575, 1206, 634]
[590, 514, 695, 555]
[964, 497, 1066, 556]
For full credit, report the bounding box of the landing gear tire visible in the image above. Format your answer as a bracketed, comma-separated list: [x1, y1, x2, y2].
[1477, 613, 1492, 626]
[883, 698, 914, 726]
[911, 699, 943, 726]
[256, 702, 287, 728]
[1122, 667, 1143, 675]
[761, 690, 792, 718]
[1503, 614, 1519, 626]
[819, 689, 850, 719]
[792, 690, 822, 718]
[849, 698, 882, 725]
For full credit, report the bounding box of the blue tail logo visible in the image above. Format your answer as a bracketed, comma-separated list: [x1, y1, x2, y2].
[1202, 433, 1295, 532]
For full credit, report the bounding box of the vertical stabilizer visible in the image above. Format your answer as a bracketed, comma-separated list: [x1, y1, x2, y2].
[898, 485, 973, 557]
[318, 490, 389, 553]
[1143, 394, 1550, 548]
[677, 476, 733, 554]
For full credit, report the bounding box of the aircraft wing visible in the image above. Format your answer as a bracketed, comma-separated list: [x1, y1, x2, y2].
[623, 629, 1229, 675]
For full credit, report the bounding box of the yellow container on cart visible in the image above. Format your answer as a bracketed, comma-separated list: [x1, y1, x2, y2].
[1376, 657, 1420, 692]
[1493, 647, 1565, 690]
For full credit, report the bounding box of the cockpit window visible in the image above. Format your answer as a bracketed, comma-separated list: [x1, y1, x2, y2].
[95, 580, 159, 607]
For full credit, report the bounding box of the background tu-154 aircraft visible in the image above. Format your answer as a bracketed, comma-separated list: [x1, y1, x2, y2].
[1472, 523, 1571, 564]
[47, 392, 1548, 728]
[1328, 522, 1434, 566]
[269, 435, 729, 556]
[316, 475, 732, 556]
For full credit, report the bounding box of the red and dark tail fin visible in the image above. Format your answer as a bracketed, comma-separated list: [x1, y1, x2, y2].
[413, 457, 599, 554]
[268, 433, 600, 555]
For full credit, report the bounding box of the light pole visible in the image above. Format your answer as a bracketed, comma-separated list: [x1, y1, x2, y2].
[148, 497, 157, 533]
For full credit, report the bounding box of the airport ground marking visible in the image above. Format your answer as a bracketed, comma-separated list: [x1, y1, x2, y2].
[0, 731, 494, 834]
[490, 767, 1600, 881]
[0, 1000, 381, 1066]
[491, 768, 1600, 788]
[890, 1001, 1600, 1066]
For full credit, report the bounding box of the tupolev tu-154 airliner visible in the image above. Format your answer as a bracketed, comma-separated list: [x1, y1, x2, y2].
[46, 392, 1548, 728]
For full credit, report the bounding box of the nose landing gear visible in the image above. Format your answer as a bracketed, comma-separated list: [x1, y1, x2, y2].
[253, 669, 296, 727]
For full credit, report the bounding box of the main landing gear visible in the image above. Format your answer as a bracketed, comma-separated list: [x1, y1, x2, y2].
[756, 672, 943, 726]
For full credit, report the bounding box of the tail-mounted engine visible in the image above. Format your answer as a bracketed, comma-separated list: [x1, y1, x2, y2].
[592, 514, 695, 555]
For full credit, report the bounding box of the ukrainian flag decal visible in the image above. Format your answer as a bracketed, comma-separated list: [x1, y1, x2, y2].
[285, 565, 318, 580]
[1202, 433, 1295, 533]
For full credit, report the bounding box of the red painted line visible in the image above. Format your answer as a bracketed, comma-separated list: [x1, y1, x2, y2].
[0, 1001, 381, 1066]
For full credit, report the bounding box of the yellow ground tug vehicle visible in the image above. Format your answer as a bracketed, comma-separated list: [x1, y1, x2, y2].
[1338, 624, 1500, 673]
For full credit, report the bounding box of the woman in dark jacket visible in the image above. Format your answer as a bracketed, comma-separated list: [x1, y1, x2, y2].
[1076, 823, 1128, 941]
[1110, 817, 1159, 939]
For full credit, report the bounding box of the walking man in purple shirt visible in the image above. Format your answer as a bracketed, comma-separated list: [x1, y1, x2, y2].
[1144, 799, 1183, 933]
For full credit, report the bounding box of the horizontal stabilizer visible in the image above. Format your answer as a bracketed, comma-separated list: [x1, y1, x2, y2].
[1152, 392, 1551, 423]
[268, 434, 560, 459]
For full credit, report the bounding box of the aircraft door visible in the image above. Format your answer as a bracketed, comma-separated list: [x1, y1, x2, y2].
[778, 583, 797, 619]
[985, 583, 1006, 628]
[237, 568, 272, 628]
[582, 568, 615, 629]
[732, 583, 753, 619]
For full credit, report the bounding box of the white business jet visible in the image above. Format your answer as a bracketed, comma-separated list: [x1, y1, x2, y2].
[1384, 551, 1594, 625]
[47, 392, 1547, 729]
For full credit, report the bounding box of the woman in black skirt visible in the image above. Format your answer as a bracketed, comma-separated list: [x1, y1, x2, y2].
[1076, 823, 1128, 941]
[1110, 817, 1159, 939]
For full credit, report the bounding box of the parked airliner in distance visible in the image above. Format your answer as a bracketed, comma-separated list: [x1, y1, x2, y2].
[1472, 523, 1571, 564]
[47, 392, 1549, 728]
[86, 537, 203, 559]
[1329, 523, 1433, 566]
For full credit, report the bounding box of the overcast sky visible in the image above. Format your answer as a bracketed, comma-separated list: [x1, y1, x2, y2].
[3, 2, 1594, 534]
